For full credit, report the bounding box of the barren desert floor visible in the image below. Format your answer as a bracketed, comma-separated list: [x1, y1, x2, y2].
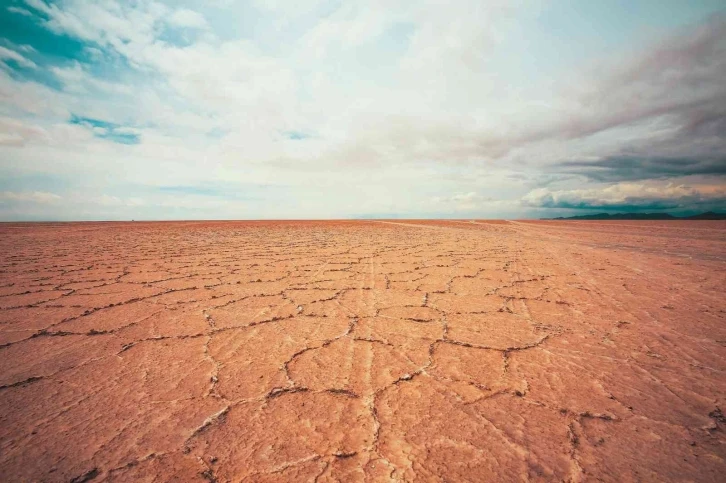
[1, 220, 725, 482]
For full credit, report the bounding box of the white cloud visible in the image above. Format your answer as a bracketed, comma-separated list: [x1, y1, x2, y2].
[0, 117, 48, 146]
[0, 46, 37, 69]
[50, 62, 133, 95]
[0, 191, 62, 203]
[433, 192, 491, 204]
[0, 69, 69, 116]
[7, 6, 34, 17]
[168, 9, 209, 30]
[431, 192, 510, 212]
[89, 194, 145, 207]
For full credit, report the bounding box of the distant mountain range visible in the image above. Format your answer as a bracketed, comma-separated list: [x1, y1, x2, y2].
[546, 211, 726, 220]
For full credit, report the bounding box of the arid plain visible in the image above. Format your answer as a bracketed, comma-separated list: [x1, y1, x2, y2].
[0, 220, 724, 482]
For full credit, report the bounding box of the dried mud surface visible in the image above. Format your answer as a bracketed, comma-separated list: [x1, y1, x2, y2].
[1, 219, 724, 482]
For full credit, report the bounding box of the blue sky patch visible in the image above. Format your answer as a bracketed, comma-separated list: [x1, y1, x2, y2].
[70, 115, 141, 145]
[284, 131, 310, 140]
[1, 2, 136, 90]
[1, 4, 86, 62]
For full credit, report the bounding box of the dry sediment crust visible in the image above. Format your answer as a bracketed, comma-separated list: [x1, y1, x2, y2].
[0, 219, 725, 482]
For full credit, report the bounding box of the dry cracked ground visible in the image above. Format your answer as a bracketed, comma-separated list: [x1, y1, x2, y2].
[1, 220, 725, 482]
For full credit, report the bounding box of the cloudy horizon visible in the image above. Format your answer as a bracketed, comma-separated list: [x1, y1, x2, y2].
[1, 0, 725, 220]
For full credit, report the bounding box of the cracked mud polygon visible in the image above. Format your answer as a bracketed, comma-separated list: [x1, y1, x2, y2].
[1, 220, 725, 482]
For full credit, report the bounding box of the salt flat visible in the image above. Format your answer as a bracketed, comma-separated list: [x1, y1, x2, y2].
[0, 220, 724, 482]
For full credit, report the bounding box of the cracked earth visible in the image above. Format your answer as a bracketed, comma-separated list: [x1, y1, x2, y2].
[1, 219, 725, 482]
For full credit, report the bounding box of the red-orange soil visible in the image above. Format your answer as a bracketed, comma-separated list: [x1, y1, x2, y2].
[1, 220, 724, 482]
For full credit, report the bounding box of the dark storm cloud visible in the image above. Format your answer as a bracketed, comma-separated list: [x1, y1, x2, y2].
[557, 155, 726, 182]
[522, 183, 726, 212]
[551, 89, 726, 183]
[468, 15, 726, 164]
[274, 14, 726, 169]
[561, 14, 726, 142]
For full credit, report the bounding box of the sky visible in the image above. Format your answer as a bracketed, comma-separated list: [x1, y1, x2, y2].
[0, 0, 725, 220]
